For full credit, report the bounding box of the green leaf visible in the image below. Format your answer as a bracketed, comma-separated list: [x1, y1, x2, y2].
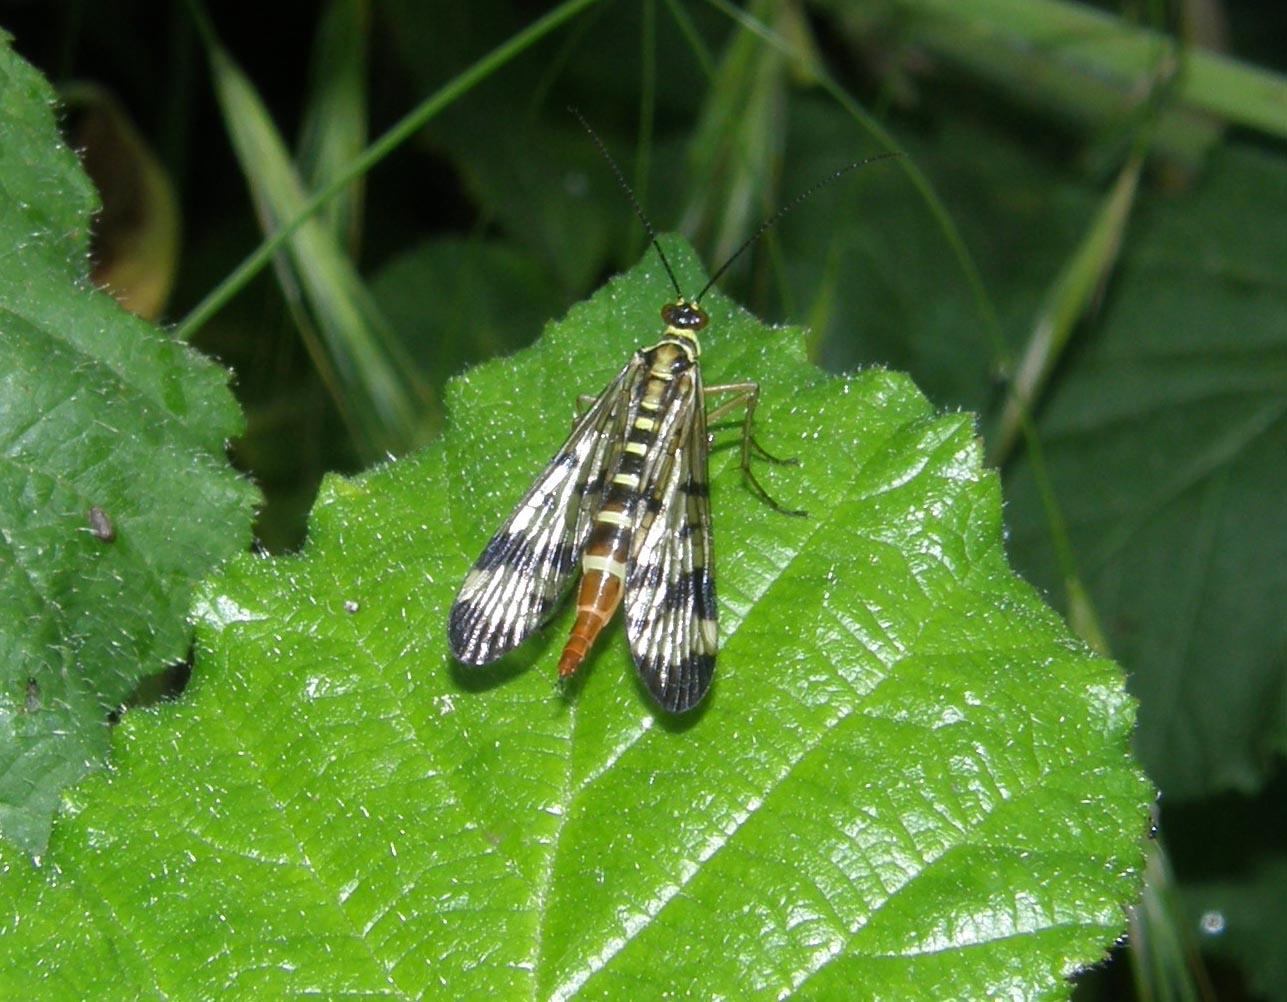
[760, 96, 1286, 806]
[0, 240, 1149, 998]
[1003, 144, 1287, 799]
[0, 37, 258, 854]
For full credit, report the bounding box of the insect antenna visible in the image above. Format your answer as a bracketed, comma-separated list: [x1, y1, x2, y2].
[570, 106, 901, 302]
[695, 151, 904, 303]
[569, 106, 684, 301]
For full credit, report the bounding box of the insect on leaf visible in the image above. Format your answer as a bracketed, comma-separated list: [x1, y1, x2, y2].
[448, 234, 803, 712]
[0, 238, 1151, 1001]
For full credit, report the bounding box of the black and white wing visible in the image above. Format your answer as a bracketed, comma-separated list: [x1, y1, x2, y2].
[448, 357, 639, 664]
[623, 372, 717, 712]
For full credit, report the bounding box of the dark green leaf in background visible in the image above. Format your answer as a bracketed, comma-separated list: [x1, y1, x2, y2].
[1004, 145, 1287, 800]
[0, 38, 258, 854]
[369, 235, 566, 379]
[0, 242, 1150, 998]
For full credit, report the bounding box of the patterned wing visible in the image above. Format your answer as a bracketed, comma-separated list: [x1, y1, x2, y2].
[448, 357, 640, 664]
[623, 370, 716, 712]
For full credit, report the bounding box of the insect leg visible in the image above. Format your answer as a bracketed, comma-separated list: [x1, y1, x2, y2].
[704, 382, 806, 517]
[564, 393, 601, 432]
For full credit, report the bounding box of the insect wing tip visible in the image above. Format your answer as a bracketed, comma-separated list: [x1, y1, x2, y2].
[640, 653, 715, 714]
[446, 597, 498, 666]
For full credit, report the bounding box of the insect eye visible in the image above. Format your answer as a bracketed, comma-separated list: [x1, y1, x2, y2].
[661, 302, 708, 331]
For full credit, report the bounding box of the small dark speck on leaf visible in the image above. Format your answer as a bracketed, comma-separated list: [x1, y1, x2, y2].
[87, 505, 116, 542]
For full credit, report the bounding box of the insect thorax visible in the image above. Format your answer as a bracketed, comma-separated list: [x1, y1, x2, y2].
[643, 300, 706, 373]
[641, 335, 698, 380]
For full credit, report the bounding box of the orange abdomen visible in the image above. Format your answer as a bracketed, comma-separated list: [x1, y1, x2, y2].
[558, 566, 625, 678]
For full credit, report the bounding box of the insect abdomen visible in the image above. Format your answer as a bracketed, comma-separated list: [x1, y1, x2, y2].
[557, 518, 630, 678]
[557, 346, 684, 679]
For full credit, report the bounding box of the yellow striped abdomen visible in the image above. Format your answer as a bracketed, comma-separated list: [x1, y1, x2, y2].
[556, 340, 687, 679]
